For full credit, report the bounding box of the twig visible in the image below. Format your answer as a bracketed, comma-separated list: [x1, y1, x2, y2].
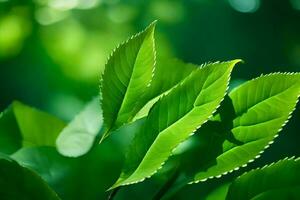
[153, 168, 181, 200]
[107, 187, 120, 200]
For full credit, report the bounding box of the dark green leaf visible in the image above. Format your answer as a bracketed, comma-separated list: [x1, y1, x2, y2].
[0, 106, 22, 154]
[11, 141, 123, 200]
[0, 154, 60, 200]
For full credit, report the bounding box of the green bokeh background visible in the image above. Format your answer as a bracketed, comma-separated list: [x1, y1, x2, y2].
[1, 0, 300, 199]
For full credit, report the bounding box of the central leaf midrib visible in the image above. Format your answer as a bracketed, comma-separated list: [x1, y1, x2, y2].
[233, 116, 282, 130]
[222, 136, 271, 158]
[113, 34, 150, 128]
[193, 137, 271, 181]
[231, 82, 299, 119]
[124, 71, 228, 182]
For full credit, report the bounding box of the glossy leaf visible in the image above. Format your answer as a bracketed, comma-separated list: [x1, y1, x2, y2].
[180, 73, 300, 184]
[56, 97, 103, 157]
[0, 154, 60, 200]
[101, 21, 156, 138]
[226, 157, 300, 200]
[110, 60, 240, 189]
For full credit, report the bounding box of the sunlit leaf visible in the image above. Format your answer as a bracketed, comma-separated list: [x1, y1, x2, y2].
[56, 97, 103, 157]
[179, 73, 300, 184]
[0, 154, 60, 200]
[110, 60, 240, 189]
[226, 157, 300, 200]
[101, 21, 156, 139]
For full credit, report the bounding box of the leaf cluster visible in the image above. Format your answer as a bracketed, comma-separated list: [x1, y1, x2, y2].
[1, 21, 300, 200]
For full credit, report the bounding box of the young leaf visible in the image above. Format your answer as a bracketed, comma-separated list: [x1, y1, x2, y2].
[110, 60, 240, 189]
[180, 73, 300, 184]
[12, 101, 66, 147]
[101, 21, 156, 139]
[226, 157, 300, 200]
[133, 58, 198, 121]
[56, 97, 103, 157]
[0, 154, 60, 200]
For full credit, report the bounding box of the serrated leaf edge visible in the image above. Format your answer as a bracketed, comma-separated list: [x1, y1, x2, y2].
[99, 21, 157, 138]
[110, 60, 240, 189]
[236, 156, 299, 180]
[189, 72, 300, 184]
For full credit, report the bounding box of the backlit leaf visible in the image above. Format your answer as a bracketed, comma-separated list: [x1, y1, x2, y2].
[180, 73, 300, 184]
[101, 21, 156, 139]
[133, 58, 198, 121]
[110, 60, 240, 189]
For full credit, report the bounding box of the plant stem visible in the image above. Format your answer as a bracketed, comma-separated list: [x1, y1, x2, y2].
[99, 127, 111, 144]
[107, 187, 120, 200]
[153, 168, 181, 200]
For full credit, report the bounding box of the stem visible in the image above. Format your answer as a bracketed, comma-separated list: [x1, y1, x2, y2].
[107, 187, 120, 200]
[99, 127, 111, 144]
[153, 168, 181, 200]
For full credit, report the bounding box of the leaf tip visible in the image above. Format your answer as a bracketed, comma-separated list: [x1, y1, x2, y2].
[145, 20, 157, 34]
[230, 59, 243, 67]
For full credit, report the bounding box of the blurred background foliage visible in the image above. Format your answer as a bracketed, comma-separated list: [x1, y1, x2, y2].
[1, 0, 300, 199]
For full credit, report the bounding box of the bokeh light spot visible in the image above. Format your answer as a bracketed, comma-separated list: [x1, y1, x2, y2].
[76, 0, 101, 9]
[0, 14, 31, 58]
[228, 0, 260, 13]
[290, 0, 300, 10]
[48, 0, 78, 10]
[107, 5, 137, 23]
[35, 7, 69, 25]
[149, 1, 185, 24]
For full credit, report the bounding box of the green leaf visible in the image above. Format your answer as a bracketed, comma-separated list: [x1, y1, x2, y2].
[11, 143, 123, 200]
[180, 73, 300, 184]
[0, 154, 60, 200]
[0, 101, 66, 154]
[101, 21, 156, 138]
[12, 101, 66, 147]
[0, 106, 22, 154]
[56, 97, 103, 157]
[110, 60, 240, 189]
[133, 58, 198, 121]
[226, 157, 300, 200]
